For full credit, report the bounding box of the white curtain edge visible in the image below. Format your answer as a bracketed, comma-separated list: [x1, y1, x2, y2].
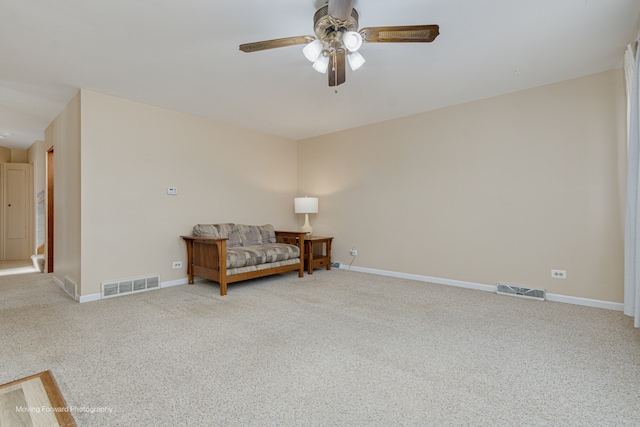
[624, 39, 640, 328]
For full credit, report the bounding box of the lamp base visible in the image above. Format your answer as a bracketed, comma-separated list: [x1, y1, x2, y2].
[301, 213, 313, 237]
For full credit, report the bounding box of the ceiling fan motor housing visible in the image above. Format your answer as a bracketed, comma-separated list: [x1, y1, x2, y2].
[313, 5, 359, 49]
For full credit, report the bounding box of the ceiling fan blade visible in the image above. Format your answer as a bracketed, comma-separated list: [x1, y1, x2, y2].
[328, 0, 356, 21]
[239, 36, 315, 53]
[328, 50, 346, 87]
[359, 25, 440, 43]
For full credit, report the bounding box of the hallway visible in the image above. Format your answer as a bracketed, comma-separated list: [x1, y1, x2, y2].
[0, 260, 38, 276]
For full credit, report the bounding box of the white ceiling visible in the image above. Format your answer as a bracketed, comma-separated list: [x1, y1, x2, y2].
[1, 0, 639, 150]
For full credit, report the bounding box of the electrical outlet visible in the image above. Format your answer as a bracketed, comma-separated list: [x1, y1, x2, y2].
[551, 269, 567, 279]
[349, 248, 357, 256]
[172, 261, 183, 269]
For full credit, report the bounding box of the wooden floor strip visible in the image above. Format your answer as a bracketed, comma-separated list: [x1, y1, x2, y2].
[0, 370, 76, 427]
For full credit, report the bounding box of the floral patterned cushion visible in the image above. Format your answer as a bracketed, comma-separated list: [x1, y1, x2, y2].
[192, 223, 243, 247]
[237, 224, 277, 246]
[226, 243, 300, 269]
[192, 224, 219, 238]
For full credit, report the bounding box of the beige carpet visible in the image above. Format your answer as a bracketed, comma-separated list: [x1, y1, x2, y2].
[1, 269, 639, 426]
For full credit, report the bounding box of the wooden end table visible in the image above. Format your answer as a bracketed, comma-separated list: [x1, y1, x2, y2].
[304, 236, 333, 274]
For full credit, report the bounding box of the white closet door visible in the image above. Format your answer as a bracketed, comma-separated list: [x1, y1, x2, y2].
[1, 163, 33, 260]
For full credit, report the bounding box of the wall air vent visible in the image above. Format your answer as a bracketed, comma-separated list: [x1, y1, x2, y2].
[101, 275, 160, 299]
[61, 276, 78, 300]
[497, 283, 545, 301]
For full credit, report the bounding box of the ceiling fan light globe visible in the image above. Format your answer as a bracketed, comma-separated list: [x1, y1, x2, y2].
[312, 54, 330, 73]
[303, 39, 323, 62]
[347, 51, 365, 71]
[342, 31, 363, 52]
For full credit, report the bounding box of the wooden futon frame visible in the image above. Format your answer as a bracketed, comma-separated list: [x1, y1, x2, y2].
[181, 231, 305, 296]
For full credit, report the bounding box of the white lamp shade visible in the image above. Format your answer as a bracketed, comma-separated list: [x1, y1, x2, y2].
[347, 51, 365, 71]
[294, 197, 318, 214]
[342, 31, 363, 52]
[312, 54, 329, 73]
[303, 39, 323, 62]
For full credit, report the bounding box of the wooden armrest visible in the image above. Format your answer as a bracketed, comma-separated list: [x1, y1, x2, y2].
[181, 235, 229, 243]
[274, 231, 306, 245]
[274, 231, 306, 259]
[181, 235, 228, 291]
[274, 231, 307, 238]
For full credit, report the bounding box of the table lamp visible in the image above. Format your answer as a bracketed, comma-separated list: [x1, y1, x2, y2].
[294, 197, 318, 237]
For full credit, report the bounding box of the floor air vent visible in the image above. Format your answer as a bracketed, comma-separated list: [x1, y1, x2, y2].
[62, 276, 78, 300]
[102, 275, 160, 299]
[497, 283, 545, 301]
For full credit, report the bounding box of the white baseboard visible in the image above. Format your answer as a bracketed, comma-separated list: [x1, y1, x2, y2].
[340, 264, 623, 312]
[73, 267, 624, 312]
[161, 278, 188, 288]
[545, 293, 623, 311]
[343, 265, 496, 293]
[79, 293, 101, 303]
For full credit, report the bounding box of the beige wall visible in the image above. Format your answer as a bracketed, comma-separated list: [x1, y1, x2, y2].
[28, 140, 46, 250]
[0, 147, 10, 162]
[27, 141, 45, 195]
[298, 69, 626, 303]
[0, 147, 28, 163]
[45, 92, 82, 290]
[11, 149, 28, 163]
[78, 90, 298, 296]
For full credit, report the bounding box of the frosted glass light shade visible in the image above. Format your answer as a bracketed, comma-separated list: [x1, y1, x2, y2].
[343, 31, 363, 52]
[303, 39, 323, 62]
[312, 54, 329, 73]
[347, 51, 365, 70]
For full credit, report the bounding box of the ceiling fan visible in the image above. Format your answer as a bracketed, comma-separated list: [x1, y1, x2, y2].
[239, 0, 439, 87]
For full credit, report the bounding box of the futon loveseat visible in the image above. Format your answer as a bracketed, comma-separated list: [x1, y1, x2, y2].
[181, 223, 306, 295]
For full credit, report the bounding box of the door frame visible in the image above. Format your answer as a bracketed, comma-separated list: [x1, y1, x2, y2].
[47, 148, 54, 273]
